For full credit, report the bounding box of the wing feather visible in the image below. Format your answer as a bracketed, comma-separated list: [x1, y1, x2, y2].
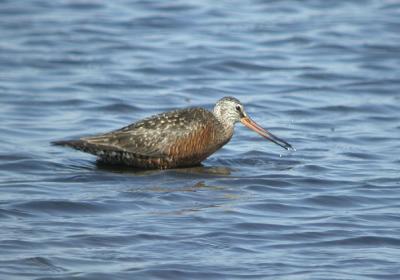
[81, 108, 221, 158]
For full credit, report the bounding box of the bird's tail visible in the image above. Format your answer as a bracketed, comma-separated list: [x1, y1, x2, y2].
[51, 139, 87, 150]
[52, 139, 120, 157]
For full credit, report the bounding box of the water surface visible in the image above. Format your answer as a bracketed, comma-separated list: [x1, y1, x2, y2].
[1, 0, 400, 279]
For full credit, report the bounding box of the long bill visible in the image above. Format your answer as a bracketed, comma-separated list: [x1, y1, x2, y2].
[240, 117, 293, 150]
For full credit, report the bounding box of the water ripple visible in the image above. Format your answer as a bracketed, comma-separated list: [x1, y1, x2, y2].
[1, 0, 400, 279]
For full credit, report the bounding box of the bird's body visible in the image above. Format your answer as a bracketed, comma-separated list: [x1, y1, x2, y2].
[56, 108, 232, 169]
[54, 97, 293, 169]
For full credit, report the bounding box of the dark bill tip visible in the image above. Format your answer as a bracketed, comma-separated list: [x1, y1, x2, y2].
[240, 117, 294, 151]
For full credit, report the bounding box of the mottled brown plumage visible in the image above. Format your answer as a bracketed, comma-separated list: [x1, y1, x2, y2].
[53, 97, 293, 169]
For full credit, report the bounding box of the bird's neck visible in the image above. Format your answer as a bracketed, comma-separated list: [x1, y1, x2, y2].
[212, 109, 235, 140]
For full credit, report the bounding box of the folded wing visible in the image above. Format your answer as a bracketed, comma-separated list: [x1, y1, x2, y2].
[79, 108, 221, 159]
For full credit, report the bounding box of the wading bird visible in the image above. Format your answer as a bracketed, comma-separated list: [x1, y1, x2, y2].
[53, 97, 293, 169]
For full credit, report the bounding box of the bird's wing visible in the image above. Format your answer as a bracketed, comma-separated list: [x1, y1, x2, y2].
[81, 108, 220, 158]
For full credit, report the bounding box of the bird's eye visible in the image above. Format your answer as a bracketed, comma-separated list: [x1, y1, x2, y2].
[235, 105, 241, 111]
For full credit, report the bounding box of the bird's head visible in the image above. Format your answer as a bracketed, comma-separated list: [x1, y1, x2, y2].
[214, 96, 293, 150]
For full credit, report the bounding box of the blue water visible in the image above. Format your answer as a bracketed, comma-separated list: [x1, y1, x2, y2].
[1, 0, 400, 279]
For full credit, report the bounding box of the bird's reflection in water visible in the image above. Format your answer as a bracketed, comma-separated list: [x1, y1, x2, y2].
[174, 166, 232, 176]
[95, 160, 232, 176]
[137, 181, 225, 193]
[94, 161, 241, 216]
[148, 202, 221, 216]
[140, 181, 238, 216]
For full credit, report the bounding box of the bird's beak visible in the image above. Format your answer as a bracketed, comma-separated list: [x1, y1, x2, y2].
[240, 116, 293, 150]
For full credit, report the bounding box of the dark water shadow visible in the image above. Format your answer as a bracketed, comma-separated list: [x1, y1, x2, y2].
[95, 160, 233, 176]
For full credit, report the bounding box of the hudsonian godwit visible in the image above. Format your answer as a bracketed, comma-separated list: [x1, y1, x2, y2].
[53, 96, 293, 169]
